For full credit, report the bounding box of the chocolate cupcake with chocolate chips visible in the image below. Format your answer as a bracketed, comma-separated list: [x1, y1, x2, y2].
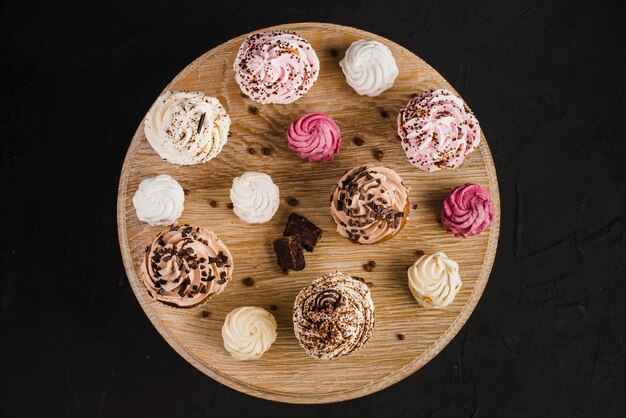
[330, 164, 409, 244]
[293, 272, 375, 360]
[140, 225, 234, 308]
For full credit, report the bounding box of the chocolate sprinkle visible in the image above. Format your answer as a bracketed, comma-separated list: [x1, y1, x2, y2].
[248, 147, 256, 154]
[416, 250, 425, 256]
[227, 202, 234, 209]
[380, 109, 389, 118]
[373, 149, 384, 161]
[243, 277, 255, 286]
[248, 105, 258, 115]
[261, 146, 272, 156]
[209, 200, 217, 208]
[397, 333, 406, 340]
[353, 137, 365, 146]
[287, 197, 299, 207]
[201, 310, 210, 318]
[197, 112, 206, 134]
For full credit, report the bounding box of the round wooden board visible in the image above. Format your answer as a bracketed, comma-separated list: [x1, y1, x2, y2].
[117, 22, 500, 403]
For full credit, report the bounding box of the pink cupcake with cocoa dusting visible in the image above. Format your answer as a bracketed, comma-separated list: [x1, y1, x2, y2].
[233, 30, 320, 104]
[287, 112, 341, 162]
[441, 184, 494, 237]
[397, 89, 480, 172]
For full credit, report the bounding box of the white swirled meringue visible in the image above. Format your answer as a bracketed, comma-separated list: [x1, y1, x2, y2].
[132, 174, 184, 226]
[230, 172, 280, 224]
[408, 252, 462, 308]
[222, 307, 277, 360]
[144, 91, 230, 165]
[339, 39, 399, 97]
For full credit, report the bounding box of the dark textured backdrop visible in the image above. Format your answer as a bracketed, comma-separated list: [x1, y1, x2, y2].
[1, 0, 625, 417]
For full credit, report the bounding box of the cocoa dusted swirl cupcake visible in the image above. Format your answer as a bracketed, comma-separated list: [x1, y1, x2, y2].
[293, 272, 375, 360]
[140, 225, 234, 308]
[330, 164, 409, 244]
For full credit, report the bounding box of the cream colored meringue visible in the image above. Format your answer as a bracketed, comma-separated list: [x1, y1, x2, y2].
[339, 39, 399, 97]
[408, 252, 462, 308]
[144, 91, 230, 165]
[230, 172, 280, 224]
[132, 174, 184, 226]
[222, 307, 277, 360]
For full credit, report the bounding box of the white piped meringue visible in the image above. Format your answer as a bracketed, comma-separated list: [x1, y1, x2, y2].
[407, 252, 462, 308]
[339, 39, 399, 97]
[132, 174, 185, 226]
[230, 172, 280, 224]
[144, 91, 230, 165]
[222, 307, 277, 360]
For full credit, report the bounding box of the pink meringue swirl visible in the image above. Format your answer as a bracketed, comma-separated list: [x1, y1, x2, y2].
[233, 30, 320, 104]
[397, 89, 481, 172]
[287, 112, 341, 162]
[441, 184, 494, 237]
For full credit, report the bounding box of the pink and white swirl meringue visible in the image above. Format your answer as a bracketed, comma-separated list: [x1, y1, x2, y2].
[233, 30, 320, 104]
[287, 112, 341, 162]
[397, 89, 480, 172]
[441, 183, 494, 237]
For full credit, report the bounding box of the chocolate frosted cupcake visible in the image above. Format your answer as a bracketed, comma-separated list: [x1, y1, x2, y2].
[330, 164, 409, 244]
[293, 272, 375, 360]
[140, 225, 234, 308]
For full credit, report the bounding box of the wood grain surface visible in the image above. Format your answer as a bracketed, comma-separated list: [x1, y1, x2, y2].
[117, 22, 500, 403]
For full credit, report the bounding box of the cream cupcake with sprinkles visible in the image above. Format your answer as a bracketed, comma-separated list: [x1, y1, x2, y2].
[397, 89, 480, 172]
[330, 164, 409, 244]
[233, 30, 320, 104]
[144, 91, 230, 165]
[140, 225, 234, 308]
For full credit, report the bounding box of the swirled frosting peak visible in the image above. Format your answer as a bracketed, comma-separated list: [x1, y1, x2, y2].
[140, 225, 234, 308]
[339, 39, 399, 96]
[442, 183, 494, 237]
[132, 174, 184, 226]
[287, 112, 341, 162]
[408, 252, 462, 308]
[397, 89, 480, 172]
[144, 91, 231, 165]
[293, 272, 374, 360]
[222, 307, 277, 360]
[230, 172, 280, 224]
[233, 30, 320, 104]
[330, 165, 409, 244]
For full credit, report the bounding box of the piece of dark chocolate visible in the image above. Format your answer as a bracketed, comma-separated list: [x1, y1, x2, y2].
[283, 213, 322, 252]
[273, 235, 305, 271]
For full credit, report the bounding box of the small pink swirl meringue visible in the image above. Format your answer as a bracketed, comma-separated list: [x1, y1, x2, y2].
[397, 89, 480, 172]
[441, 184, 494, 237]
[233, 30, 320, 104]
[287, 112, 341, 162]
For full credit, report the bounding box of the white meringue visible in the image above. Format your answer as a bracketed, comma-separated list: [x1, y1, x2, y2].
[144, 91, 230, 165]
[222, 307, 277, 360]
[407, 252, 462, 308]
[339, 39, 399, 97]
[132, 174, 184, 226]
[230, 172, 280, 224]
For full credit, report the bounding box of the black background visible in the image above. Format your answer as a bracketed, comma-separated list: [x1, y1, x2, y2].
[1, 0, 625, 417]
